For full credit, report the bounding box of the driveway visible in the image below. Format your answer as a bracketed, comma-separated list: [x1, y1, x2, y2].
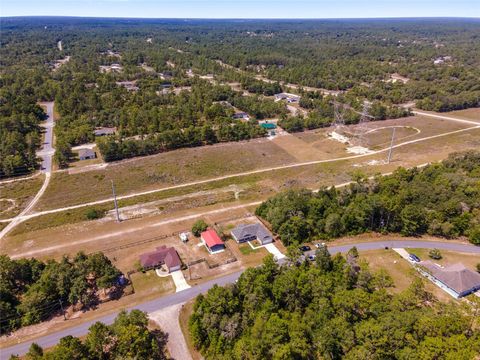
[37, 102, 55, 174]
[264, 243, 286, 260]
[171, 271, 191, 292]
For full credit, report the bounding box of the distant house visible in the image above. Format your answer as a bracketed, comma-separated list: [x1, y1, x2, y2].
[94, 127, 117, 136]
[110, 63, 123, 71]
[139, 245, 182, 272]
[78, 148, 96, 161]
[231, 223, 273, 245]
[116, 81, 139, 91]
[233, 112, 250, 120]
[433, 56, 452, 65]
[274, 92, 300, 103]
[417, 261, 480, 298]
[200, 229, 225, 254]
[159, 72, 173, 80]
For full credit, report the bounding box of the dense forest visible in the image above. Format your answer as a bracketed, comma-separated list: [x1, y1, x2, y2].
[10, 310, 168, 360]
[1, 18, 479, 174]
[256, 150, 480, 245]
[189, 253, 480, 359]
[0, 252, 122, 334]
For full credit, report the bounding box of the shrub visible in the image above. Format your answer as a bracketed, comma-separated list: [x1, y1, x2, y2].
[85, 208, 104, 220]
[428, 248, 442, 260]
[192, 219, 208, 237]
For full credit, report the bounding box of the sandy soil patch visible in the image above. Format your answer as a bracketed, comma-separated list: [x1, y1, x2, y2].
[149, 304, 192, 360]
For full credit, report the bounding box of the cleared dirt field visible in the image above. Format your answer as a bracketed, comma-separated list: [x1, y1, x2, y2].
[274, 130, 349, 161]
[295, 115, 470, 152]
[0, 175, 45, 220]
[34, 139, 297, 211]
[4, 125, 480, 250]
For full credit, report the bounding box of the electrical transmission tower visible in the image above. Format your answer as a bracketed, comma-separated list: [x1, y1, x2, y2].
[355, 102, 372, 146]
[331, 101, 346, 134]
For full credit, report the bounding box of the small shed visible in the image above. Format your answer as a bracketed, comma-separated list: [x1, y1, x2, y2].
[201, 229, 225, 254]
[78, 148, 96, 161]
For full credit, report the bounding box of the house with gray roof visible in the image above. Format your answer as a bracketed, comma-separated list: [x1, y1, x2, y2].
[78, 148, 96, 161]
[231, 223, 273, 245]
[417, 261, 480, 298]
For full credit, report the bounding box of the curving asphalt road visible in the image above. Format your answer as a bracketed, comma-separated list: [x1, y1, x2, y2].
[1, 239, 479, 358]
[0, 102, 55, 240]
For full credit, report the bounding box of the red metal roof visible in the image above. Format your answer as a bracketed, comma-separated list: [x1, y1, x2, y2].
[201, 229, 224, 248]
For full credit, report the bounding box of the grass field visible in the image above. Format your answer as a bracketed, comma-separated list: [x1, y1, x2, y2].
[442, 108, 480, 122]
[129, 271, 175, 298]
[34, 139, 297, 211]
[407, 248, 479, 270]
[359, 249, 461, 302]
[0, 175, 45, 220]
[4, 124, 480, 251]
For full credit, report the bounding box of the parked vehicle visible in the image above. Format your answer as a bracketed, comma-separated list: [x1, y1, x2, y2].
[299, 245, 311, 252]
[314, 243, 326, 248]
[408, 254, 421, 262]
[308, 254, 316, 261]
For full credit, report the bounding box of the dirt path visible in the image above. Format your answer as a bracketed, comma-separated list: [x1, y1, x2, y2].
[149, 304, 193, 360]
[0, 172, 41, 185]
[0, 123, 478, 226]
[412, 110, 480, 126]
[10, 165, 431, 259]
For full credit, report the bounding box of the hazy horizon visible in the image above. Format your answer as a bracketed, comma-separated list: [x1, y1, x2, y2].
[2, 0, 480, 19]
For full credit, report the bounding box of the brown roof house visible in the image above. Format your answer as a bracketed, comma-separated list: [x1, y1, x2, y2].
[139, 245, 182, 273]
[417, 261, 480, 298]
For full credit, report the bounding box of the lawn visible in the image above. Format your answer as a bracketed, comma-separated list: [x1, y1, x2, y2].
[239, 243, 257, 255]
[360, 249, 464, 302]
[407, 248, 479, 270]
[129, 271, 175, 298]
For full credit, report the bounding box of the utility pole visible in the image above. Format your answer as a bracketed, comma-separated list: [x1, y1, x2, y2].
[387, 127, 396, 164]
[111, 180, 120, 222]
[59, 299, 66, 320]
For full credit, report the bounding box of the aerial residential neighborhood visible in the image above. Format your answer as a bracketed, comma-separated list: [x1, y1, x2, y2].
[1, 2, 480, 359]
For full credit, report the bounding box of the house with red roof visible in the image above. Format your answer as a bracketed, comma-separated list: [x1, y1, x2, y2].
[200, 228, 225, 254]
[139, 245, 182, 272]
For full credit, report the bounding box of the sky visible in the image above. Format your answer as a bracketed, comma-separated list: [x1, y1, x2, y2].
[1, 0, 480, 19]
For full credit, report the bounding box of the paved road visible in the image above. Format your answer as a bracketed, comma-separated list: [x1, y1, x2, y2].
[2, 239, 478, 358]
[0, 103, 55, 240]
[37, 102, 55, 174]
